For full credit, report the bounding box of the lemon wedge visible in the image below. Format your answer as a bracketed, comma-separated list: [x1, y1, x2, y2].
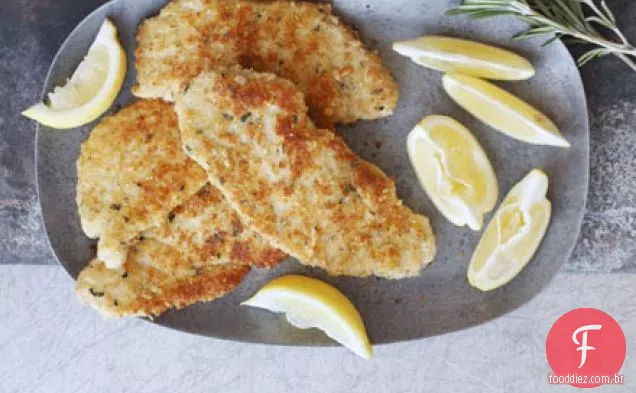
[22, 19, 126, 129]
[442, 73, 570, 148]
[468, 169, 552, 291]
[407, 115, 498, 231]
[393, 36, 534, 80]
[242, 275, 372, 359]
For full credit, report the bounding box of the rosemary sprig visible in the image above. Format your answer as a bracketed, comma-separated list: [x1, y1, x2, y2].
[447, 0, 636, 71]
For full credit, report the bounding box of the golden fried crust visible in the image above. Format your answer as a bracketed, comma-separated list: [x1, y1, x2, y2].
[176, 69, 436, 279]
[133, 0, 398, 126]
[145, 184, 287, 268]
[76, 242, 249, 319]
[76, 183, 285, 318]
[76, 99, 208, 268]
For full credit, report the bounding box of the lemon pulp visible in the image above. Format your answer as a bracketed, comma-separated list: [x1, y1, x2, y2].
[468, 169, 552, 291]
[408, 115, 498, 230]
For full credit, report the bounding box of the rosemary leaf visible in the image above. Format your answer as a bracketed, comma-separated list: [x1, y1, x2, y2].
[570, 1, 586, 22]
[466, 10, 522, 19]
[552, 0, 586, 30]
[512, 25, 556, 40]
[541, 34, 562, 47]
[585, 16, 614, 30]
[577, 47, 609, 66]
[448, 0, 636, 72]
[599, 0, 616, 24]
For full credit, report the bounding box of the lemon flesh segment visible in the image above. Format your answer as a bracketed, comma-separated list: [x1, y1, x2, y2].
[393, 36, 534, 80]
[468, 169, 552, 291]
[407, 115, 498, 231]
[22, 19, 126, 129]
[442, 73, 570, 148]
[242, 275, 372, 359]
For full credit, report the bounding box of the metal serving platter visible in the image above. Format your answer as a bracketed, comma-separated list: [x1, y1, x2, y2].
[36, 0, 588, 344]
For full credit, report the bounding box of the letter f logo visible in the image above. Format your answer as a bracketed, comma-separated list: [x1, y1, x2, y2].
[572, 324, 602, 368]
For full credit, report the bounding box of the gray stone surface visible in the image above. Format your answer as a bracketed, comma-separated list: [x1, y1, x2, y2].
[1, 266, 634, 392]
[0, 0, 107, 265]
[569, 101, 636, 272]
[0, 0, 635, 271]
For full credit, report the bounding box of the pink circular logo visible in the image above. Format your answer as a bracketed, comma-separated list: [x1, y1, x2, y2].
[546, 308, 626, 388]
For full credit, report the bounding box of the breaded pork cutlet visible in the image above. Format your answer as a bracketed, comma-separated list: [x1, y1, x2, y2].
[76, 184, 286, 318]
[176, 68, 436, 279]
[145, 184, 286, 268]
[134, 0, 398, 127]
[76, 244, 249, 319]
[76, 99, 208, 268]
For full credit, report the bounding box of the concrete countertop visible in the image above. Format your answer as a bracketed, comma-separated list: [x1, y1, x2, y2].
[1, 267, 634, 392]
